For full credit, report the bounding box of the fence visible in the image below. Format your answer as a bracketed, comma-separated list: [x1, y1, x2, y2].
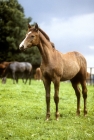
[87, 67, 94, 86]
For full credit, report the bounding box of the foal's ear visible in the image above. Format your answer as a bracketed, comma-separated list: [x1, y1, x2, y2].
[35, 23, 38, 31]
[28, 24, 31, 29]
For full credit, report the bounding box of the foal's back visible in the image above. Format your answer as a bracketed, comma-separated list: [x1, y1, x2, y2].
[61, 51, 87, 81]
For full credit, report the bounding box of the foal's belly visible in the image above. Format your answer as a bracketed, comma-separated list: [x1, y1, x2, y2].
[60, 66, 80, 81]
[60, 73, 76, 81]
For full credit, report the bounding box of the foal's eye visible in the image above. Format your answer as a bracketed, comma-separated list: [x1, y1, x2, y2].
[31, 35, 34, 38]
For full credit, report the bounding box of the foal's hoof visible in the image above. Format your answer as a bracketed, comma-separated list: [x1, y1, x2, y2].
[46, 113, 50, 121]
[46, 118, 49, 121]
[76, 110, 80, 116]
[56, 117, 59, 121]
[84, 110, 87, 116]
[56, 112, 60, 121]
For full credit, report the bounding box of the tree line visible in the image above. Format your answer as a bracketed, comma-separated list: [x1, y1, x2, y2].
[0, 0, 41, 68]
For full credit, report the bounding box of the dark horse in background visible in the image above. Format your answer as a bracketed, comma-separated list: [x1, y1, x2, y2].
[19, 23, 87, 120]
[3, 61, 32, 84]
[0, 61, 11, 83]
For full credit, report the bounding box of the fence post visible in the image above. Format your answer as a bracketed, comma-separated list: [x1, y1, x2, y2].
[90, 67, 92, 85]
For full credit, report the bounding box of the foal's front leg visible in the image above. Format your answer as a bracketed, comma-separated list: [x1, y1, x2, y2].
[43, 78, 51, 120]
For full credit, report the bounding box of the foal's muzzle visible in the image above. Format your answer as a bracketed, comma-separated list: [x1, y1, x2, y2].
[19, 45, 24, 50]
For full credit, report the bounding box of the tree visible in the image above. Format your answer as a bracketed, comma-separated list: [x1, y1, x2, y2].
[0, 0, 41, 67]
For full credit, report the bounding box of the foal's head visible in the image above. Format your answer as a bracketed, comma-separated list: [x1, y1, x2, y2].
[19, 23, 40, 50]
[19, 23, 55, 50]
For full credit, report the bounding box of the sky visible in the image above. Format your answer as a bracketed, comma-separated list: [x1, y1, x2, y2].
[18, 0, 94, 70]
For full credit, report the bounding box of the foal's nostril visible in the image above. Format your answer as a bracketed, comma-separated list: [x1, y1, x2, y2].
[22, 45, 24, 49]
[20, 45, 24, 50]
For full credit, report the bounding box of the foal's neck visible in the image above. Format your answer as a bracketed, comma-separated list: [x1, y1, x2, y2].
[38, 31, 54, 63]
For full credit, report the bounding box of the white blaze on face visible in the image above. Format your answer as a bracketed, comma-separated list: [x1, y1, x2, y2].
[19, 31, 32, 48]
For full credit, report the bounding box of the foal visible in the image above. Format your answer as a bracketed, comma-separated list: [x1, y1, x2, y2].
[19, 23, 87, 120]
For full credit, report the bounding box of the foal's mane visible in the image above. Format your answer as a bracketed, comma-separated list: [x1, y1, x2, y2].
[38, 27, 55, 48]
[39, 27, 55, 48]
[38, 27, 50, 41]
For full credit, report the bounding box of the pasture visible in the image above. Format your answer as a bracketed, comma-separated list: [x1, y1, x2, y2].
[0, 79, 94, 140]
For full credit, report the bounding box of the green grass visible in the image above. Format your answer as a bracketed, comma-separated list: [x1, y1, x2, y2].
[0, 79, 94, 140]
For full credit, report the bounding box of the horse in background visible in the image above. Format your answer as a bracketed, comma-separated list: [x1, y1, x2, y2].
[3, 61, 32, 84]
[34, 67, 42, 81]
[0, 61, 12, 83]
[19, 23, 87, 120]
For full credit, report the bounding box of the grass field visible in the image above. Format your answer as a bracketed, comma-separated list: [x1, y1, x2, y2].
[0, 79, 94, 140]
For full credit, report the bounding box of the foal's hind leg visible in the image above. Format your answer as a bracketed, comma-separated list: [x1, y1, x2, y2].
[71, 82, 81, 116]
[53, 78, 60, 120]
[81, 80, 87, 116]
